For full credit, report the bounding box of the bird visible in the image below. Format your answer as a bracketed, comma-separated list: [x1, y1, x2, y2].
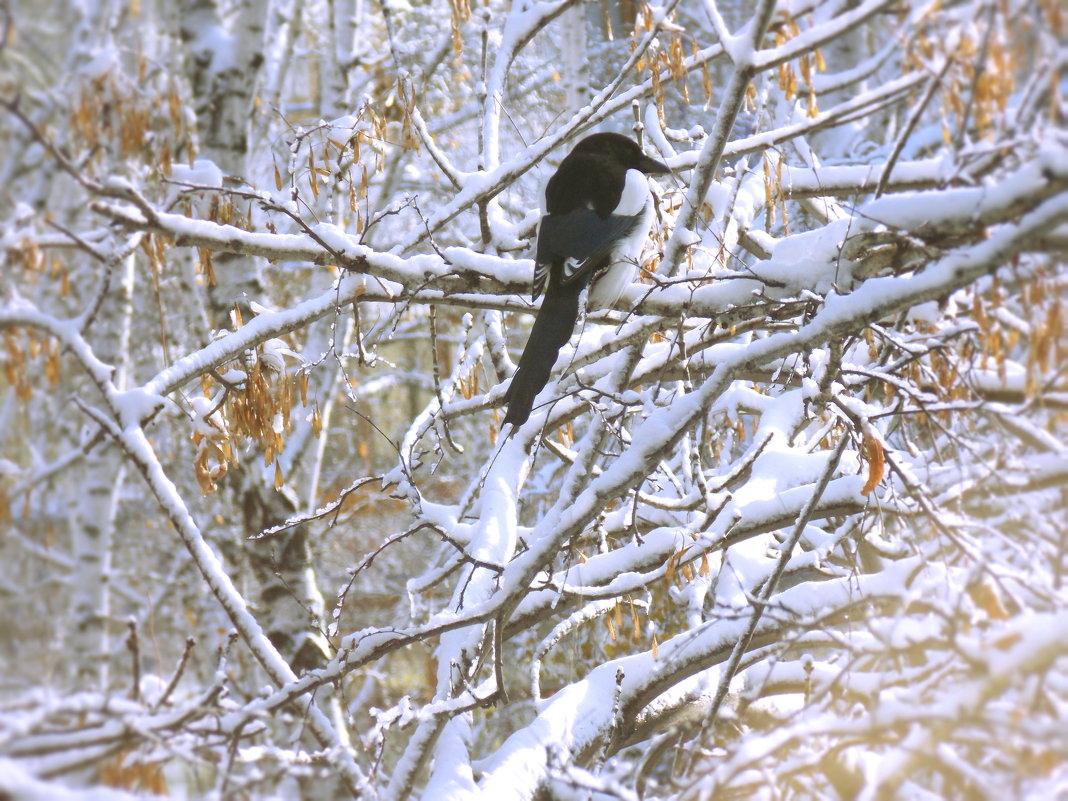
[501, 132, 670, 429]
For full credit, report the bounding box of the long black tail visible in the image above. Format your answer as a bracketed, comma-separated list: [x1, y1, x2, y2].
[502, 279, 584, 428]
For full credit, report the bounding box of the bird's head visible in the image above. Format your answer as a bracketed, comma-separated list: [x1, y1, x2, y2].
[570, 132, 671, 176]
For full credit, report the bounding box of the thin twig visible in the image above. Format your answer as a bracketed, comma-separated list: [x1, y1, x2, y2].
[126, 620, 142, 703]
[875, 57, 953, 199]
[154, 637, 196, 710]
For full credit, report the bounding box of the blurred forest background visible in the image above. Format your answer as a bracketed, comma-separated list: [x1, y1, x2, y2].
[1, 0, 1066, 798]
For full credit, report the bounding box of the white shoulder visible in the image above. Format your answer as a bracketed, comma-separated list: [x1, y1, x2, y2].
[615, 169, 650, 216]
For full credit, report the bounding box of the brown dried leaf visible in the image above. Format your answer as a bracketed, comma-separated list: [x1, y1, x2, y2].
[968, 580, 1010, 621]
[861, 435, 885, 496]
[629, 598, 641, 640]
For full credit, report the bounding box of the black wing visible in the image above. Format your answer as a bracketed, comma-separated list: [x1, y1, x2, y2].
[532, 209, 644, 300]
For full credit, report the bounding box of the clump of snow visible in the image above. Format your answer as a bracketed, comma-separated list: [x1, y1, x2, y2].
[313, 222, 368, 260]
[170, 159, 224, 188]
[80, 46, 120, 80]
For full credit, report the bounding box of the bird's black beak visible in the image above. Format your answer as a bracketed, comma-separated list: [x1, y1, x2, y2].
[638, 153, 671, 176]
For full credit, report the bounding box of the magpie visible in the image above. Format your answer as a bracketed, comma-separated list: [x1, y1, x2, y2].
[502, 132, 670, 429]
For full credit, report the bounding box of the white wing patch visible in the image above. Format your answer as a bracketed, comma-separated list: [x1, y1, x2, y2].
[562, 257, 583, 278]
[533, 261, 550, 299]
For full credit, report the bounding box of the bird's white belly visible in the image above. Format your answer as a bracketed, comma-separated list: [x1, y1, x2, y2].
[589, 170, 653, 308]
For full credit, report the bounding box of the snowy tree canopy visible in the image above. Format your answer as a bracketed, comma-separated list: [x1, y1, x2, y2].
[1, 0, 1066, 798]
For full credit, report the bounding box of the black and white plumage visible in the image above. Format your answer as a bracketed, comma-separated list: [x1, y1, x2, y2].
[502, 132, 670, 429]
